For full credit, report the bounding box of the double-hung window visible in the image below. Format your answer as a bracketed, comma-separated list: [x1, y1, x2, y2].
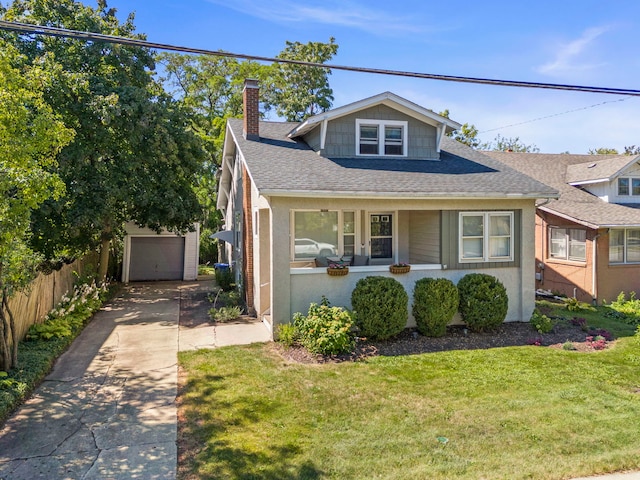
[356, 119, 407, 156]
[610, 228, 640, 263]
[618, 177, 640, 196]
[549, 228, 586, 261]
[459, 212, 513, 262]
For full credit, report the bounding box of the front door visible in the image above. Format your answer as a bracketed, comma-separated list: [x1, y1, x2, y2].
[370, 214, 393, 260]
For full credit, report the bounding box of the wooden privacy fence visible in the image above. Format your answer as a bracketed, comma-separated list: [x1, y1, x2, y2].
[6, 254, 98, 342]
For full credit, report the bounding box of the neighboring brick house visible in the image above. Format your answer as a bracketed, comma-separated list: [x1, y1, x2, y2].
[216, 80, 558, 338]
[485, 151, 640, 304]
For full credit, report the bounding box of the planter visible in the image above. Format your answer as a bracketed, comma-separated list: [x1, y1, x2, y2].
[389, 265, 411, 274]
[327, 267, 349, 276]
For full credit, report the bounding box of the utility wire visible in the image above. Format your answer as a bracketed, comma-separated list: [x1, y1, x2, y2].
[2, 19, 640, 97]
[479, 96, 634, 134]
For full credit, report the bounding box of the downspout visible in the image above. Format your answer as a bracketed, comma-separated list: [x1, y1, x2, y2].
[592, 232, 601, 305]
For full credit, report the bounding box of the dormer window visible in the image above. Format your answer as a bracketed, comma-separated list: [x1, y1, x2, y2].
[356, 119, 407, 156]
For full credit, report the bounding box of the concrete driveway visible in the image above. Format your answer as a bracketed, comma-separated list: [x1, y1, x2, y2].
[0, 281, 269, 479]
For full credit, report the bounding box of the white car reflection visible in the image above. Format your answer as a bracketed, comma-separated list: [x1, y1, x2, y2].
[295, 238, 337, 258]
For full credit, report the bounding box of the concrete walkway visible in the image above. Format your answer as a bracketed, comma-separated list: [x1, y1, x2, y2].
[0, 281, 270, 480]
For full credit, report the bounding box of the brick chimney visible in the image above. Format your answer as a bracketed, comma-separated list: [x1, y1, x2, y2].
[243, 79, 259, 140]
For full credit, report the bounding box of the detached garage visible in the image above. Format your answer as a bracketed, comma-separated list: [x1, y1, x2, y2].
[122, 222, 199, 282]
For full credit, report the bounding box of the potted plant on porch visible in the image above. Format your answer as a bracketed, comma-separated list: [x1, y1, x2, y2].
[327, 262, 349, 276]
[389, 262, 411, 274]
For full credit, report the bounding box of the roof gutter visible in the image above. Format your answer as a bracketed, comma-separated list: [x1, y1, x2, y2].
[259, 189, 557, 200]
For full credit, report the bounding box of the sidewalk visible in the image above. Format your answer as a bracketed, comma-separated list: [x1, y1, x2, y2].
[0, 280, 270, 479]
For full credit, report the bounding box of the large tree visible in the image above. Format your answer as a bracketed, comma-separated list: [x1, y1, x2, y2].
[0, 41, 73, 370]
[160, 38, 339, 262]
[439, 109, 483, 148]
[2, 0, 205, 278]
[267, 37, 339, 122]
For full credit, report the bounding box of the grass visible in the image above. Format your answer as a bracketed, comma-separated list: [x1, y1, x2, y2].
[178, 319, 640, 479]
[536, 299, 638, 338]
[198, 264, 216, 275]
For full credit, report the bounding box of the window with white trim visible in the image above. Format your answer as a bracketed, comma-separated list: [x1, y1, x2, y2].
[459, 212, 513, 262]
[609, 228, 640, 263]
[618, 177, 640, 196]
[292, 210, 358, 260]
[356, 119, 408, 156]
[549, 228, 586, 261]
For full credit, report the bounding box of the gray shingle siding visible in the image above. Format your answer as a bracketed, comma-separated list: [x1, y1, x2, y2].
[321, 105, 438, 159]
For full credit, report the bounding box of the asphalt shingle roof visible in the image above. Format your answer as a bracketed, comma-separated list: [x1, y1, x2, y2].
[565, 155, 640, 184]
[228, 118, 557, 199]
[484, 151, 640, 228]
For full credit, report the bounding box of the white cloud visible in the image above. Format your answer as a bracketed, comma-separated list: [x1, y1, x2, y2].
[537, 26, 611, 75]
[205, 0, 428, 35]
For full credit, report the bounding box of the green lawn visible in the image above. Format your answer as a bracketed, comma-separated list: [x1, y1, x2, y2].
[178, 323, 640, 480]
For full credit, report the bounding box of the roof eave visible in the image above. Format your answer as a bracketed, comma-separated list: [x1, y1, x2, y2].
[288, 91, 461, 138]
[259, 189, 556, 200]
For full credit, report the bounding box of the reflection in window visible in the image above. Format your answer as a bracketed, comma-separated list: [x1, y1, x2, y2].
[294, 211, 338, 259]
[549, 228, 586, 261]
[609, 228, 640, 263]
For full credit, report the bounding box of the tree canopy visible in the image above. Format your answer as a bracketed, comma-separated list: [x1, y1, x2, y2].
[160, 37, 339, 262]
[267, 37, 338, 122]
[2, 0, 206, 278]
[0, 40, 74, 369]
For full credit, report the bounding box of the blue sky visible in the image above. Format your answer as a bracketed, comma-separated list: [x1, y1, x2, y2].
[106, 0, 640, 153]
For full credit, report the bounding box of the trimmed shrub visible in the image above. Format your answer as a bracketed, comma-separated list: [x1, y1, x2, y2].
[413, 278, 459, 337]
[457, 273, 508, 332]
[293, 302, 354, 355]
[351, 276, 408, 340]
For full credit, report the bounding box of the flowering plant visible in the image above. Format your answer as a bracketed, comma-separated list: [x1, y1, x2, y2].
[27, 280, 110, 341]
[391, 262, 410, 267]
[328, 262, 348, 269]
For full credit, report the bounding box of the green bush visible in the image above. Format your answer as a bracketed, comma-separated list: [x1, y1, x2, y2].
[412, 278, 459, 337]
[529, 309, 554, 334]
[293, 301, 354, 355]
[608, 292, 640, 324]
[457, 273, 508, 332]
[214, 267, 234, 291]
[351, 276, 408, 340]
[276, 323, 299, 347]
[209, 306, 242, 323]
[563, 297, 595, 312]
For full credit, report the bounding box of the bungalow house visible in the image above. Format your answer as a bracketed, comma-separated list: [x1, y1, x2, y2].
[485, 151, 640, 304]
[216, 79, 558, 337]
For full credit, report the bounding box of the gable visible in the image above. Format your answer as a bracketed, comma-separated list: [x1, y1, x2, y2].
[302, 104, 439, 159]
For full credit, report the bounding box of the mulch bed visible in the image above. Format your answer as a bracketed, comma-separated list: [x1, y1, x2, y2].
[274, 320, 613, 364]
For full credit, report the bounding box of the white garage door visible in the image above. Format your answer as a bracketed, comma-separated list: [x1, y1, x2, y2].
[129, 237, 185, 281]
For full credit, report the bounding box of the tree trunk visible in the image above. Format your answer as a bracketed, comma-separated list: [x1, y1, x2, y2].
[97, 236, 111, 281]
[0, 292, 11, 371]
[2, 292, 18, 368]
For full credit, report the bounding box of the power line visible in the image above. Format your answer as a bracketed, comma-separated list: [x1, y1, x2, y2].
[479, 96, 634, 134]
[2, 19, 640, 97]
